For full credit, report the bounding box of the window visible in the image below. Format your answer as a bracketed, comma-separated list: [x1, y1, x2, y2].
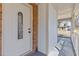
[18, 12, 23, 39]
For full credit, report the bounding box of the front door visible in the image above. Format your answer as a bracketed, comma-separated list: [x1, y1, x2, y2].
[3, 4, 32, 55]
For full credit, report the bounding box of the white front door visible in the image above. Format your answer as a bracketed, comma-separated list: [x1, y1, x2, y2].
[3, 4, 32, 56]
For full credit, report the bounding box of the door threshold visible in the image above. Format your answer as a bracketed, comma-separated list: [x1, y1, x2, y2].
[20, 50, 34, 56]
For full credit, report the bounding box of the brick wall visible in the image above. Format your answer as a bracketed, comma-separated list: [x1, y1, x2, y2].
[0, 3, 2, 56]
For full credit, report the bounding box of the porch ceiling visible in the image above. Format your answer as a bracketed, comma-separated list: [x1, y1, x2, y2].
[52, 3, 79, 19]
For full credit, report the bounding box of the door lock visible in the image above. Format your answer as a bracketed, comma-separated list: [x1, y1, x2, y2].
[28, 31, 31, 33]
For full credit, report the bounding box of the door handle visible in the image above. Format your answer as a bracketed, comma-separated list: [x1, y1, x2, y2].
[28, 31, 31, 33]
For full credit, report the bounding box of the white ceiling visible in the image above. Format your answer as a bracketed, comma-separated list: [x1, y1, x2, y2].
[52, 3, 79, 19]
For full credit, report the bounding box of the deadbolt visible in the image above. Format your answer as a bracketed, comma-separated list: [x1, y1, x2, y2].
[28, 28, 31, 30]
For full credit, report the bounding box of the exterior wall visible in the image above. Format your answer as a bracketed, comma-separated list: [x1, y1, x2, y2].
[48, 4, 57, 56]
[38, 3, 48, 55]
[38, 3, 57, 55]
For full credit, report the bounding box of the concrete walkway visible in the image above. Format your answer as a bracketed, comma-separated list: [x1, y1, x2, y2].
[57, 36, 76, 56]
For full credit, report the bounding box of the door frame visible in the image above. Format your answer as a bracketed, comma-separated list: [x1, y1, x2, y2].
[2, 3, 33, 56]
[2, 3, 38, 55]
[18, 3, 38, 54]
[18, 3, 38, 55]
[29, 4, 38, 52]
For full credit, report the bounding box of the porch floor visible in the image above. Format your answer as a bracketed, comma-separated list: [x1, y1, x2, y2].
[57, 36, 76, 56]
[25, 51, 46, 56]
